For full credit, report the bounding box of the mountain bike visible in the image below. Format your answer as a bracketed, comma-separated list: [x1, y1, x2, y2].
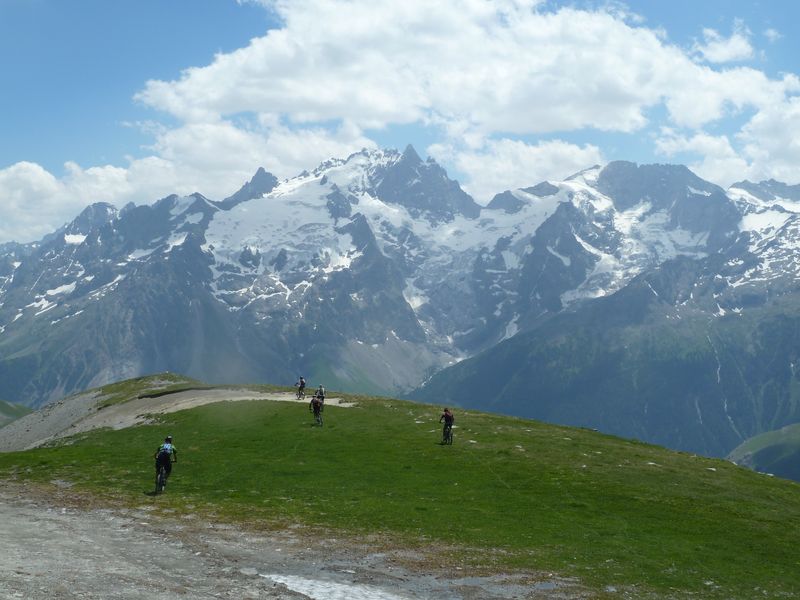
[442, 424, 453, 445]
[296, 388, 306, 400]
[155, 465, 168, 494]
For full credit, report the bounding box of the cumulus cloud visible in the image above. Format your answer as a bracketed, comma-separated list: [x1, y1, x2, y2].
[764, 28, 782, 44]
[0, 162, 65, 243]
[738, 96, 800, 183]
[138, 3, 675, 136]
[693, 21, 754, 64]
[431, 138, 604, 203]
[656, 94, 800, 187]
[655, 129, 754, 186]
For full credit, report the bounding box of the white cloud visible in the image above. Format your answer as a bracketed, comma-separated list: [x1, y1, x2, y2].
[656, 93, 800, 188]
[738, 96, 800, 183]
[135, 2, 797, 172]
[764, 28, 782, 44]
[432, 138, 604, 204]
[663, 67, 799, 130]
[655, 129, 754, 186]
[137, 3, 675, 136]
[693, 21, 754, 64]
[0, 162, 66, 243]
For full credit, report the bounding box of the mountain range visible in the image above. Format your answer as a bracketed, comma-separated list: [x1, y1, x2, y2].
[2, 144, 800, 457]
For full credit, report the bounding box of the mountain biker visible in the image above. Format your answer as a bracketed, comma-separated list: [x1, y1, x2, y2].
[295, 376, 306, 398]
[309, 385, 325, 425]
[439, 408, 454, 441]
[154, 435, 177, 481]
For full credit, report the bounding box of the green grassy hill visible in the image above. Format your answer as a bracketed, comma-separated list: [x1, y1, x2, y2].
[0, 399, 32, 428]
[1, 376, 799, 598]
[728, 423, 800, 482]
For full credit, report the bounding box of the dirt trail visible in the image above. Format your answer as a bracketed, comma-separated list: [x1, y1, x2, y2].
[0, 482, 583, 600]
[0, 389, 352, 453]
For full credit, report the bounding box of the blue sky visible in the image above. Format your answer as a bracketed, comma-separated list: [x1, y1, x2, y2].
[1, 0, 799, 243]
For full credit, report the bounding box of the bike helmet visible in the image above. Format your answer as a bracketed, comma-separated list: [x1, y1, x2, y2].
[165, 435, 173, 442]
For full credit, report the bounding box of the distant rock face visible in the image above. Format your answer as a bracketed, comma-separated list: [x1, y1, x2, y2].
[372, 145, 482, 221]
[218, 167, 279, 210]
[3, 148, 800, 460]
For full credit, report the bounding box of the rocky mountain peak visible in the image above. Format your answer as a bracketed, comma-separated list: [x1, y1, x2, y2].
[729, 179, 800, 203]
[400, 143, 422, 165]
[219, 167, 279, 209]
[65, 202, 118, 235]
[371, 145, 480, 222]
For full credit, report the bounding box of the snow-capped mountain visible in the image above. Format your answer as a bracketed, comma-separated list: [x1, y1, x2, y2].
[412, 168, 800, 458]
[2, 146, 800, 458]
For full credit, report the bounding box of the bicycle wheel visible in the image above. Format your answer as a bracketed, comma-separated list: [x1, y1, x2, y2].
[156, 467, 167, 493]
[443, 426, 453, 445]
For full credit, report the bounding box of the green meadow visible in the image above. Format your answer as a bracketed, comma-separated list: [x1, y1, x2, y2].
[0, 399, 31, 428]
[1, 377, 799, 598]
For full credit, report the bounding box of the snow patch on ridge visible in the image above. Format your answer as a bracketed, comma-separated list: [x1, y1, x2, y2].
[45, 282, 76, 297]
[64, 234, 86, 245]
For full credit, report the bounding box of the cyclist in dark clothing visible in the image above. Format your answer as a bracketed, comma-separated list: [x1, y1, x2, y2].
[154, 435, 177, 480]
[439, 408, 454, 443]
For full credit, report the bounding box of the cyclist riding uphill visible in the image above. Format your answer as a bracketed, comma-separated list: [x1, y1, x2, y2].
[154, 435, 177, 480]
[296, 376, 306, 396]
[440, 408, 454, 432]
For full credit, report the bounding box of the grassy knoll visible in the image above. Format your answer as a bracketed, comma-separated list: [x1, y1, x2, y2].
[1, 384, 799, 598]
[93, 372, 286, 408]
[0, 399, 32, 428]
[93, 372, 207, 408]
[728, 423, 800, 482]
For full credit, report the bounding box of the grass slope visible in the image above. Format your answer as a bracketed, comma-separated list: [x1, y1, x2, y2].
[728, 423, 800, 482]
[1, 377, 799, 598]
[0, 399, 32, 428]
